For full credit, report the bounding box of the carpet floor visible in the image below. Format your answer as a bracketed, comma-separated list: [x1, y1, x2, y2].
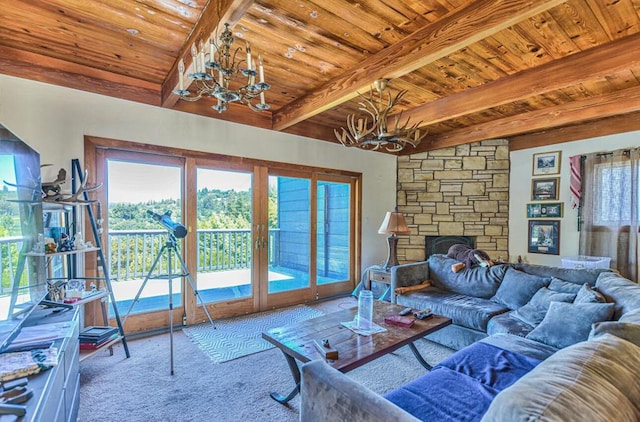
[78, 296, 455, 422]
[183, 305, 324, 363]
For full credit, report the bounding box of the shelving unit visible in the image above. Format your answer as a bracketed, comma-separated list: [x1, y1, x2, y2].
[39, 159, 130, 361]
[26, 246, 100, 257]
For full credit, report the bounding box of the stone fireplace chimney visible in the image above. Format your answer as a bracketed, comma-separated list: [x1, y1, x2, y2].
[396, 140, 509, 263]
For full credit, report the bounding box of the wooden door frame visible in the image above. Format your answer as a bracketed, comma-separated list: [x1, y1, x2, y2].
[91, 146, 186, 334]
[84, 135, 362, 328]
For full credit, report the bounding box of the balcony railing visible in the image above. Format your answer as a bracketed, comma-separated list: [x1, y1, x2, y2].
[108, 229, 279, 281]
[0, 236, 23, 295]
[0, 229, 280, 287]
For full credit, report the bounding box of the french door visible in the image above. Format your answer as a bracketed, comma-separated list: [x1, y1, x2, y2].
[190, 162, 323, 315]
[97, 148, 186, 332]
[89, 137, 359, 332]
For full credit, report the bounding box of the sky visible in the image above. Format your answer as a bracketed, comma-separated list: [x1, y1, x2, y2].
[107, 161, 252, 203]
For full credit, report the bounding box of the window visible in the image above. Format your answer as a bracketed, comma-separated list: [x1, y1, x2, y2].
[593, 160, 637, 226]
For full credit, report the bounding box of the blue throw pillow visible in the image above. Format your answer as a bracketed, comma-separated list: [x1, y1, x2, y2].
[513, 287, 576, 326]
[574, 283, 606, 303]
[491, 268, 551, 310]
[548, 277, 582, 294]
[526, 301, 615, 349]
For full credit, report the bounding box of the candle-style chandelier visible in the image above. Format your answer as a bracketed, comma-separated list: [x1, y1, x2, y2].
[335, 79, 426, 153]
[173, 23, 270, 113]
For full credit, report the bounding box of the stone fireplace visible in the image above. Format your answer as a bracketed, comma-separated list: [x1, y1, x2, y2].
[397, 140, 509, 263]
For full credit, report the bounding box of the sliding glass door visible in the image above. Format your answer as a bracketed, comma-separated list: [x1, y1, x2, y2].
[316, 177, 354, 296]
[89, 136, 360, 330]
[262, 172, 314, 308]
[99, 149, 185, 332]
[194, 166, 254, 303]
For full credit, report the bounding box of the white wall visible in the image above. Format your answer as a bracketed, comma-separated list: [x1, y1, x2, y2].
[0, 74, 397, 270]
[509, 130, 640, 266]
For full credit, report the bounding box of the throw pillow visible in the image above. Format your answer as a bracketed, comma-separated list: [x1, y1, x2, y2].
[526, 301, 615, 349]
[547, 277, 582, 294]
[513, 287, 576, 326]
[491, 268, 551, 310]
[574, 283, 606, 303]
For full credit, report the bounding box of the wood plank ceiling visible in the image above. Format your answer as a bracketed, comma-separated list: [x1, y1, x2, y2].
[0, 0, 639, 154]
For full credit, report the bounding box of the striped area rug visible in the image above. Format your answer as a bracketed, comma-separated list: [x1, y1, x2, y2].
[183, 305, 323, 363]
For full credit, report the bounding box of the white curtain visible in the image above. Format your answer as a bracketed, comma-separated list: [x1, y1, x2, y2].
[579, 148, 639, 282]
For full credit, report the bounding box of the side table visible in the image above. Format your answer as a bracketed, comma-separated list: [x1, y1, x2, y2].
[352, 265, 391, 301]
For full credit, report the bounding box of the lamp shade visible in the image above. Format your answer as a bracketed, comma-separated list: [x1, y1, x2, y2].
[378, 211, 410, 235]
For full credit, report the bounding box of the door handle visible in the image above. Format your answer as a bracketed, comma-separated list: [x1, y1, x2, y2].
[255, 239, 261, 249]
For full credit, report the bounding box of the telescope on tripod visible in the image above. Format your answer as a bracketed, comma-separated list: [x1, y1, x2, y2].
[122, 209, 215, 375]
[146, 210, 187, 239]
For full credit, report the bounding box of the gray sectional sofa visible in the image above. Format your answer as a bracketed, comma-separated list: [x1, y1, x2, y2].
[299, 255, 640, 421]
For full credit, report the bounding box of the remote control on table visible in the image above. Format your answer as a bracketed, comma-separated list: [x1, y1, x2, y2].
[413, 309, 433, 320]
[399, 307, 412, 316]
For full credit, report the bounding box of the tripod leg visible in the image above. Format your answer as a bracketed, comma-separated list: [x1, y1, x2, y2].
[122, 243, 168, 325]
[174, 251, 215, 327]
[167, 245, 174, 376]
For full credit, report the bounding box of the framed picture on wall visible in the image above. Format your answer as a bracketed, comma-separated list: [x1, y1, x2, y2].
[528, 220, 560, 255]
[526, 203, 542, 218]
[527, 202, 563, 218]
[532, 151, 562, 175]
[531, 177, 559, 201]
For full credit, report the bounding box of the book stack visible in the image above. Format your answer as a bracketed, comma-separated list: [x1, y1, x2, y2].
[79, 326, 119, 350]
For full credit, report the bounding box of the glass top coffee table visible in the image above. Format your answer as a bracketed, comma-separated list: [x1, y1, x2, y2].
[262, 300, 451, 404]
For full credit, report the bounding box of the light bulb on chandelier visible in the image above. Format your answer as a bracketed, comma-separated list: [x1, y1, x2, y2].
[173, 23, 270, 113]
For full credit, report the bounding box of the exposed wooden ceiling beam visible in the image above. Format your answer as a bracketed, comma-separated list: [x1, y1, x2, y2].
[161, 0, 255, 108]
[0, 45, 159, 105]
[406, 84, 640, 154]
[271, 0, 566, 132]
[398, 32, 640, 127]
[282, 121, 339, 144]
[509, 112, 640, 151]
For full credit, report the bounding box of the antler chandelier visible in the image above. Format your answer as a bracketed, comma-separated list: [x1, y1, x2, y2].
[334, 79, 426, 153]
[173, 23, 270, 113]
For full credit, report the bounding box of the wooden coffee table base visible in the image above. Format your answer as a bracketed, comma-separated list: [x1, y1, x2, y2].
[262, 301, 452, 405]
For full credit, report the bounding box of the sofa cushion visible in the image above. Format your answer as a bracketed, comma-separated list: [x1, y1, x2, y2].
[428, 255, 507, 299]
[526, 301, 614, 349]
[481, 334, 640, 422]
[386, 366, 498, 422]
[513, 287, 576, 326]
[385, 342, 540, 422]
[596, 272, 640, 319]
[620, 307, 640, 324]
[548, 277, 582, 294]
[486, 311, 534, 338]
[480, 334, 558, 361]
[589, 321, 640, 348]
[435, 342, 541, 391]
[510, 263, 609, 285]
[300, 360, 421, 422]
[395, 287, 508, 331]
[574, 283, 606, 303]
[491, 268, 550, 310]
[589, 305, 640, 347]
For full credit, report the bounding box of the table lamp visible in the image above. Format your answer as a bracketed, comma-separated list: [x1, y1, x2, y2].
[378, 209, 410, 270]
